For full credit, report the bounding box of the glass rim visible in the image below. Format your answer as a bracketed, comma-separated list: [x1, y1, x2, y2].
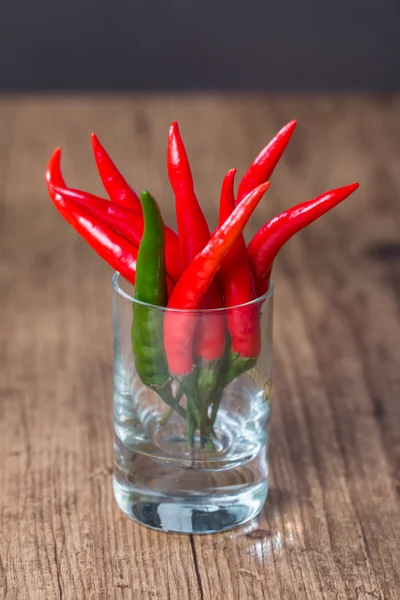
[112, 271, 273, 313]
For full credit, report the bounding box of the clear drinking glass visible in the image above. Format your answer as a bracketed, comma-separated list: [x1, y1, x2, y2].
[112, 272, 273, 534]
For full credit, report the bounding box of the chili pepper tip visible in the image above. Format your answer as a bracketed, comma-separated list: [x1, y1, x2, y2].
[168, 121, 184, 145]
[271, 119, 297, 139]
[90, 132, 102, 151]
[45, 148, 64, 187]
[47, 146, 61, 164]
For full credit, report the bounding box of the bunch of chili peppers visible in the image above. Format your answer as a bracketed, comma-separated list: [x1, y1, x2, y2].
[46, 121, 359, 448]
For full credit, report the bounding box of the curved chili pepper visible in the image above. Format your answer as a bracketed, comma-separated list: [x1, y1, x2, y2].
[248, 183, 360, 295]
[164, 181, 270, 377]
[217, 122, 296, 361]
[219, 168, 260, 358]
[236, 120, 297, 203]
[51, 185, 181, 283]
[167, 121, 225, 359]
[46, 149, 138, 284]
[132, 191, 186, 419]
[167, 121, 210, 267]
[91, 133, 142, 212]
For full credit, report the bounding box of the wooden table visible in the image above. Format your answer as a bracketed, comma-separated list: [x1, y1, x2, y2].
[1, 95, 399, 600]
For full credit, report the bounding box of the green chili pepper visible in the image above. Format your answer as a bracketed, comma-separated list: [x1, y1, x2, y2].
[132, 190, 186, 419]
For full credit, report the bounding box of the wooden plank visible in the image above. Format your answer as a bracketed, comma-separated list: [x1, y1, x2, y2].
[0, 94, 399, 599]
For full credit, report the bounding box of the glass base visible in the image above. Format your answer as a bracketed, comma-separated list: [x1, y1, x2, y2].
[113, 475, 268, 534]
[113, 384, 270, 534]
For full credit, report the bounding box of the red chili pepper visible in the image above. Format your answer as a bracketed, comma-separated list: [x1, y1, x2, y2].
[236, 120, 297, 203]
[193, 291, 226, 360]
[216, 120, 296, 357]
[45, 147, 65, 189]
[167, 121, 211, 269]
[248, 183, 360, 295]
[46, 149, 138, 284]
[168, 121, 225, 361]
[51, 185, 181, 283]
[91, 133, 142, 213]
[164, 181, 270, 376]
[219, 168, 260, 357]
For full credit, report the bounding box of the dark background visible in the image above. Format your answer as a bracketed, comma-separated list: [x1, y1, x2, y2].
[1, 0, 399, 91]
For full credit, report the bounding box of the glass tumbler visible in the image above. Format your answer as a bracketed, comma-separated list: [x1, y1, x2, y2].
[112, 272, 273, 534]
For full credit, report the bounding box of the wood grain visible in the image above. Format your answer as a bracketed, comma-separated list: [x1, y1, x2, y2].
[0, 94, 399, 599]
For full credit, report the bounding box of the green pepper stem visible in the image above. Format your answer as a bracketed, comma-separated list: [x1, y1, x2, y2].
[186, 404, 196, 448]
[157, 385, 187, 420]
[185, 387, 201, 426]
[210, 385, 224, 426]
[160, 407, 174, 426]
[160, 381, 187, 425]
